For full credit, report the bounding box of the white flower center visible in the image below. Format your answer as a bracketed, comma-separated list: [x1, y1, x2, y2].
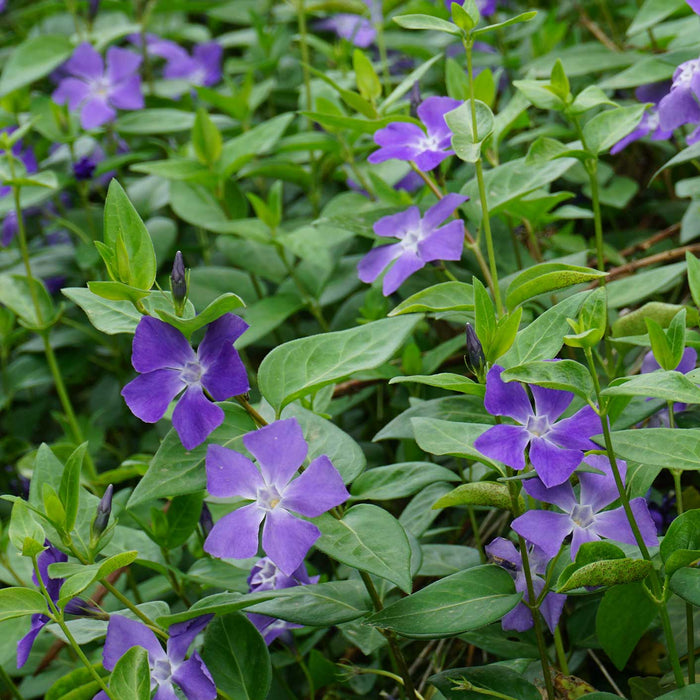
[152, 658, 173, 684]
[90, 76, 111, 98]
[571, 504, 595, 528]
[180, 360, 203, 385]
[258, 484, 283, 510]
[418, 132, 442, 152]
[525, 414, 551, 438]
[399, 226, 424, 256]
[675, 59, 700, 88]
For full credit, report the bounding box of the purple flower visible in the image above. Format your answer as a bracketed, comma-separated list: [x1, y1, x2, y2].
[204, 418, 349, 576]
[474, 366, 600, 487]
[52, 43, 143, 130]
[128, 33, 186, 62]
[511, 455, 659, 559]
[357, 193, 467, 296]
[1, 127, 38, 246]
[369, 96, 462, 172]
[121, 314, 249, 451]
[658, 58, 700, 132]
[687, 0, 700, 13]
[611, 107, 673, 154]
[17, 544, 67, 668]
[95, 615, 215, 700]
[485, 537, 565, 633]
[163, 42, 223, 91]
[316, 15, 376, 47]
[641, 346, 697, 423]
[247, 557, 319, 644]
[447, 0, 498, 15]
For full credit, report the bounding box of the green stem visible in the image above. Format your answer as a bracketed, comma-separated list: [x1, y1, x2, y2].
[587, 163, 606, 275]
[359, 571, 418, 700]
[584, 349, 685, 688]
[100, 579, 167, 639]
[295, 651, 315, 699]
[374, 7, 392, 95]
[553, 626, 569, 675]
[464, 40, 502, 314]
[236, 395, 268, 427]
[0, 663, 24, 700]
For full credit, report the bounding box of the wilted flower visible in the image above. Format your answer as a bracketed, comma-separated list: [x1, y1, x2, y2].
[52, 43, 143, 130]
[121, 314, 249, 450]
[474, 365, 599, 487]
[204, 418, 349, 576]
[96, 615, 215, 700]
[369, 96, 462, 172]
[486, 537, 565, 633]
[511, 455, 659, 559]
[358, 193, 467, 296]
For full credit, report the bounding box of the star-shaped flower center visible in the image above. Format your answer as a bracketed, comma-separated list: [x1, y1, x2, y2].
[180, 360, 203, 385]
[400, 226, 424, 256]
[152, 658, 173, 684]
[570, 503, 595, 528]
[676, 60, 700, 88]
[525, 414, 551, 438]
[258, 483, 283, 510]
[90, 76, 111, 98]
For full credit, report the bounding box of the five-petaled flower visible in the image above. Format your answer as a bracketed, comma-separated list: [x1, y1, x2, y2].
[485, 537, 565, 633]
[95, 615, 216, 700]
[511, 454, 659, 559]
[369, 96, 462, 172]
[474, 365, 600, 487]
[247, 557, 319, 644]
[121, 314, 249, 450]
[357, 193, 467, 296]
[204, 418, 349, 576]
[162, 42, 223, 93]
[53, 43, 144, 130]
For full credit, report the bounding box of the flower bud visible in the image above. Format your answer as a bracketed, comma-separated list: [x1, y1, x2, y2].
[170, 250, 188, 317]
[199, 502, 213, 538]
[64, 597, 107, 619]
[464, 323, 485, 378]
[91, 484, 113, 539]
[88, 0, 100, 21]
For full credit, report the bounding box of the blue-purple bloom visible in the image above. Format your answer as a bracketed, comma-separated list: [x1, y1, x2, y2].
[511, 455, 659, 559]
[447, 0, 498, 15]
[121, 314, 249, 451]
[641, 346, 697, 425]
[658, 58, 700, 132]
[52, 43, 143, 130]
[611, 83, 673, 154]
[485, 537, 565, 633]
[1, 127, 37, 246]
[95, 615, 216, 700]
[204, 418, 349, 576]
[474, 366, 600, 488]
[316, 14, 376, 47]
[247, 557, 319, 644]
[369, 96, 462, 172]
[163, 42, 223, 92]
[357, 193, 467, 295]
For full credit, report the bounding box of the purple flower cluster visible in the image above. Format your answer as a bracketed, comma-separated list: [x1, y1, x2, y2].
[121, 314, 249, 450]
[204, 418, 349, 576]
[357, 193, 467, 295]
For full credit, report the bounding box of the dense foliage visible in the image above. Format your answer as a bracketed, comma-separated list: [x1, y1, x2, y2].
[0, 0, 699, 699]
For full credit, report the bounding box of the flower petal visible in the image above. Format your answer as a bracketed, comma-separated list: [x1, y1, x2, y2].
[373, 122, 425, 149]
[192, 42, 223, 85]
[167, 616, 213, 664]
[172, 652, 217, 699]
[511, 510, 573, 559]
[121, 369, 184, 423]
[52, 77, 91, 109]
[202, 346, 249, 400]
[281, 455, 349, 517]
[421, 192, 468, 230]
[530, 384, 573, 422]
[132, 316, 194, 373]
[262, 507, 320, 576]
[412, 149, 452, 172]
[418, 220, 464, 263]
[65, 43, 104, 80]
[540, 592, 566, 633]
[382, 250, 425, 295]
[474, 424, 529, 471]
[570, 526, 600, 559]
[502, 602, 534, 632]
[578, 454, 624, 512]
[658, 86, 700, 130]
[172, 385, 224, 450]
[357, 243, 403, 284]
[483, 366, 533, 423]
[373, 206, 421, 239]
[484, 537, 521, 569]
[198, 314, 249, 365]
[204, 504, 265, 560]
[17, 614, 48, 668]
[103, 615, 165, 671]
[108, 74, 144, 110]
[80, 97, 116, 130]
[529, 436, 582, 487]
[243, 418, 308, 487]
[154, 684, 179, 700]
[206, 444, 263, 499]
[417, 96, 461, 142]
[106, 47, 142, 85]
[677, 346, 697, 374]
[594, 499, 658, 550]
[547, 404, 600, 451]
[522, 476, 577, 512]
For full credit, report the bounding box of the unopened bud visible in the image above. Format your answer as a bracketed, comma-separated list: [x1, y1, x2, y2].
[464, 323, 485, 378]
[88, 0, 100, 21]
[199, 502, 213, 538]
[64, 597, 107, 619]
[409, 82, 421, 118]
[91, 484, 113, 539]
[170, 251, 188, 317]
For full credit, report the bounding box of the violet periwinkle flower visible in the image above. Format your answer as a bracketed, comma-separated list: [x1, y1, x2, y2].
[1, 127, 38, 246]
[357, 193, 467, 296]
[641, 346, 697, 424]
[163, 42, 223, 91]
[658, 58, 700, 132]
[95, 615, 216, 700]
[315, 15, 376, 48]
[474, 366, 600, 487]
[52, 43, 143, 130]
[121, 314, 249, 451]
[511, 455, 659, 560]
[247, 557, 319, 644]
[369, 96, 462, 172]
[687, 0, 700, 13]
[485, 537, 565, 633]
[204, 418, 349, 576]
[17, 544, 67, 668]
[611, 83, 674, 154]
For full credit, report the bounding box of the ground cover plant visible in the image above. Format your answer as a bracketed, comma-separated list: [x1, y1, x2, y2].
[0, 0, 699, 698]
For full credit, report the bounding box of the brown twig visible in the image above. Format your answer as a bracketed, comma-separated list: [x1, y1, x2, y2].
[618, 223, 680, 257]
[576, 5, 620, 52]
[604, 243, 700, 281]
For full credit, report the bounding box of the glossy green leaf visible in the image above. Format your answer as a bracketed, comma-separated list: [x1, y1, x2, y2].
[353, 49, 381, 102]
[605, 428, 700, 471]
[393, 13, 462, 35]
[557, 558, 652, 593]
[502, 360, 594, 401]
[368, 565, 519, 638]
[156, 293, 245, 339]
[115, 109, 196, 134]
[0, 35, 74, 96]
[45, 665, 109, 700]
[430, 664, 541, 700]
[109, 646, 150, 700]
[389, 282, 473, 315]
[351, 462, 459, 501]
[445, 100, 494, 163]
[602, 371, 700, 404]
[582, 104, 648, 155]
[9, 500, 45, 557]
[669, 567, 700, 606]
[389, 373, 485, 396]
[192, 108, 223, 166]
[0, 587, 48, 622]
[0, 274, 56, 328]
[432, 481, 519, 512]
[660, 510, 700, 576]
[627, 0, 685, 36]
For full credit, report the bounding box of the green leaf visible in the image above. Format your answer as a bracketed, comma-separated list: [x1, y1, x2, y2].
[45, 665, 109, 700]
[606, 428, 700, 472]
[471, 10, 537, 36]
[367, 565, 519, 638]
[192, 108, 223, 166]
[351, 462, 460, 501]
[570, 86, 617, 115]
[389, 281, 473, 315]
[9, 500, 45, 557]
[0, 587, 48, 622]
[165, 493, 203, 549]
[445, 100, 494, 163]
[103, 180, 157, 290]
[0, 274, 56, 328]
[432, 481, 519, 512]
[687, 252, 700, 309]
[491, 307, 522, 361]
[557, 558, 653, 593]
[87, 280, 151, 305]
[473, 277, 496, 350]
[596, 583, 658, 670]
[389, 373, 485, 396]
[602, 371, 700, 404]
[353, 50, 381, 102]
[501, 360, 593, 402]
[505, 262, 605, 310]
[513, 79, 566, 111]
[0, 35, 74, 96]
[381, 54, 443, 112]
[55, 551, 138, 605]
[61, 288, 141, 335]
[627, 0, 685, 36]
[660, 510, 700, 576]
[393, 13, 462, 36]
[258, 315, 420, 413]
[109, 646, 150, 700]
[564, 286, 607, 348]
[549, 59, 570, 102]
[201, 613, 271, 700]
[582, 104, 648, 155]
[430, 664, 541, 700]
[155, 292, 245, 339]
[315, 504, 413, 593]
[669, 567, 700, 606]
[115, 109, 196, 134]
[451, 1, 479, 31]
